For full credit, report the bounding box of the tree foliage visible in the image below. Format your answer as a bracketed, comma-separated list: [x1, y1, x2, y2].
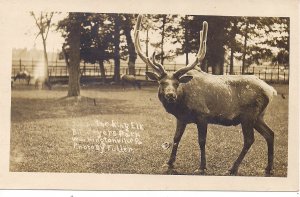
[57, 12, 290, 82]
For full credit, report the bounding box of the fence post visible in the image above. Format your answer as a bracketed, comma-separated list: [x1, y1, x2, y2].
[265, 71, 267, 81]
[271, 71, 273, 82]
[110, 64, 113, 76]
[146, 62, 148, 80]
[56, 59, 58, 76]
[32, 58, 34, 73]
[277, 63, 280, 83]
[19, 59, 22, 71]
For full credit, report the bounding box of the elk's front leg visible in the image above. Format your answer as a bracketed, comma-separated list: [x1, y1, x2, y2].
[164, 119, 186, 170]
[194, 122, 208, 175]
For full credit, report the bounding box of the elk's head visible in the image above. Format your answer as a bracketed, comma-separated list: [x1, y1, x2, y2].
[134, 14, 208, 103]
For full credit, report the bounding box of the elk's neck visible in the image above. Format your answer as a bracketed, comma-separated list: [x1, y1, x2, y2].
[158, 90, 194, 121]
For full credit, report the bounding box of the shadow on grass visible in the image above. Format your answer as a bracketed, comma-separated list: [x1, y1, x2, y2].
[11, 96, 139, 122]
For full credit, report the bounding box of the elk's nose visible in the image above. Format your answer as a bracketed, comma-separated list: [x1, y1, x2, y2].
[165, 93, 177, 103]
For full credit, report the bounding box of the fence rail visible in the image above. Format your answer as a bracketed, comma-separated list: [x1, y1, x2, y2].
[12, 59, 289, 83]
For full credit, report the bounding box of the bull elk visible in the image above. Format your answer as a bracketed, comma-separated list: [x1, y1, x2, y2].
[14, 70, 31, 85]
[121, 74, 141, 89]
[134, 14, 277, 176]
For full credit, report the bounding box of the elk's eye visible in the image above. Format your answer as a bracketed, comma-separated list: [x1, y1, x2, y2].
[159, 81, 167, 86]
[173, 82, 179, 87]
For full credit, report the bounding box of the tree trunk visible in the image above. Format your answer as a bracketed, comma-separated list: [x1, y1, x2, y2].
[229, 48, 234, 75]
[42, 37, 49, 81]
[229, 20, 237, 75]
[211, 60, 224, 75]
[99, 60, 106, 82]
[67, 16, 81, 97]
[184, 15, 189, 65]
[126, 43, 136, 75]
[205, 17, 225, 75]
[160, 15, 166, 65]
[41, 35, 51, 89]
[242, 19, 249, 75]
[210, 44, 225, 75]
[113, 14, 121, 82]
[145, 29, 149, 80]
[124, 16, 137, 75]
[200, 60, 208, 72]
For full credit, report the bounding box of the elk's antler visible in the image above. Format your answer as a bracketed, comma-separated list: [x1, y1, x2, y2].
[173, 21, 208, 78]
[134, 14, 166, 76]
[134, 14, 207, 78]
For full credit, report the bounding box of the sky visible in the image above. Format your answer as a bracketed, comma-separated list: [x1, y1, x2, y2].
[10, 11, 285, 65]
[11, 11, 190, 64]
[12, 12, 66, 52]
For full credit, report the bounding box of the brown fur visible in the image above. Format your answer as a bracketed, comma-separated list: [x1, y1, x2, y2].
[121, 74, 141, 89]
[135, 14, 276, 176]
[147, 69, 276, 176]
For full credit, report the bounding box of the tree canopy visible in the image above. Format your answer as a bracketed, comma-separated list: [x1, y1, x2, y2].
[57, 13, 290, 78]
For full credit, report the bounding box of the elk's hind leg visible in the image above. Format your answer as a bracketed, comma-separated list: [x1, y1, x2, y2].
[194, 122, 208, 175]
[229, 122, 255, 175]
[163, 119, 186, 173]
[254, 117, 274, 176]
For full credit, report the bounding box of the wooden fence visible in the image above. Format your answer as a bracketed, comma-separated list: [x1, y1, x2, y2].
[11, 59, 289, 83]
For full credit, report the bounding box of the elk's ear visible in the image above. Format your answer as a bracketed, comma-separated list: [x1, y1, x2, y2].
[178, 75, 193, 83]
[145, 72, 160, 81]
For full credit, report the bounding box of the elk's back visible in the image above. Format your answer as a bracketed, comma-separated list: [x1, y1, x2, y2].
[180, 70, 277, 123]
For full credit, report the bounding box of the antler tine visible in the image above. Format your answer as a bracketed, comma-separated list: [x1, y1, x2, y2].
[134, 14, 165, 74]
[174, 21, 208, 78]
[152, 52, 166, 74]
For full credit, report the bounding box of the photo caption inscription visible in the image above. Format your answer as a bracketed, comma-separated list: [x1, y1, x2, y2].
[72, 119, 144, 153]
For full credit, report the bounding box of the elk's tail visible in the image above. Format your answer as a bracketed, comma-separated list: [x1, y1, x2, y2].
[265, 84, 277, 102]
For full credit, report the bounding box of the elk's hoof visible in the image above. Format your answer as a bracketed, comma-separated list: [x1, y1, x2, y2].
[162, 163, 169, 169]
[194, 168, 206, 175]
[162, 163, 173, 170]
[167, 168, 178, 175]
[227, 169, 238, 176]
[265, 168, 274, 177]
[162, 163, 177, 174]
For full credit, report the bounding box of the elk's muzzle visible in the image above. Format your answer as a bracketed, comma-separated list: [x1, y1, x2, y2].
[165, 92, 177, 103]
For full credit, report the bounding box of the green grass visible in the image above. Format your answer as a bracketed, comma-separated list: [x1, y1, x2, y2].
[10, 83, 288, 176]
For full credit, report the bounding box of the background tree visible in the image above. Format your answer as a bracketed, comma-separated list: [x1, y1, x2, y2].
[233, 17, 289, 72]
[30, 11, 54, 87]
[148, 14, 182, 65]
[120, 14, 137, 75]
[180, 15, 228, 74]
[57, 12, 289, 90]
[57, 13, 82, 97]
[224, 17, 239, 74]
[80, 13, 114, 82]
[112, 14, 121, 82]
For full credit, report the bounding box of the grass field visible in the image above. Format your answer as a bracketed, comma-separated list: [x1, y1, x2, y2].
[10, 83, 289, 176]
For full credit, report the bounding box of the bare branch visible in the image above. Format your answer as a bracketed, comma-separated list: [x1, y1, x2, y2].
[44, 12, 54, 40]
[30, 12, 42, 32]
